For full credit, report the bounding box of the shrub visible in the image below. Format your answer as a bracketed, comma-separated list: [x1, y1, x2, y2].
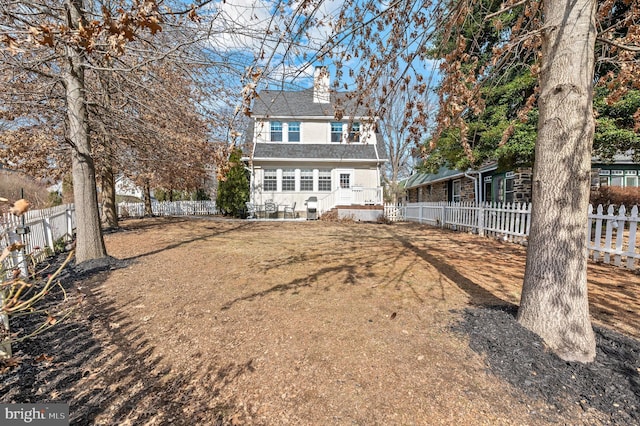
[590, 186, 640, 211]
[216, 149, 249, 217]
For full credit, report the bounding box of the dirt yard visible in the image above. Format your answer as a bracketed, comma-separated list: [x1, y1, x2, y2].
[2, 217, 639, 425]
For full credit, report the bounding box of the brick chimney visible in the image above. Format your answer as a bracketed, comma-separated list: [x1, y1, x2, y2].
[313, 66, 330, 104]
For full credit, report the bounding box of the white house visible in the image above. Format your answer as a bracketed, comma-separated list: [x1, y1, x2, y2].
[246, 67, 387, 218]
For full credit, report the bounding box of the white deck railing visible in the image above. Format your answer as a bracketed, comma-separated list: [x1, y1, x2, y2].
[318, 187, 383, 214]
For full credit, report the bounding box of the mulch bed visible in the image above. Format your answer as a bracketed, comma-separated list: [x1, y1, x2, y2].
[452, 305, 640, 425]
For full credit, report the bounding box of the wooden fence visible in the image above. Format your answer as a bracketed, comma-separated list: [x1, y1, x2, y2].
[387, 201, 640, 270]
[117, 200, 218, 218]
[1, 204, 76, 272]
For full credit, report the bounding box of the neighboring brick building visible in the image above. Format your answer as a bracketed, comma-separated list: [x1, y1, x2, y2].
[404, 157, 639, 205]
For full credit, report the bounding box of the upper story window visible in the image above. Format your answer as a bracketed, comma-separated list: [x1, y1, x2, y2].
[269, 121, 300, 142]
[349, 122, 360, 142]
[331, 122, 343, 143]
[270, 121, 283, 142]
[288, 122, 300, 142]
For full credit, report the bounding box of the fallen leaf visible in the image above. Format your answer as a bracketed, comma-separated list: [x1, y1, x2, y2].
[9, 199, 30, 216]
[35, 354, 53, 363]
[1, 357, 20, 367]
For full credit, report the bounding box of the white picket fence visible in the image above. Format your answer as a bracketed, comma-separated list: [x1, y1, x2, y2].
[117, 200, 218, 218]
[387, 201, 640, 270]
[1, 204, 76, 272]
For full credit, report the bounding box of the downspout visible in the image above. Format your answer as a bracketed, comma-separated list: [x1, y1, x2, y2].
[464, 170, 480, 204]
[372, 125, 383, 203]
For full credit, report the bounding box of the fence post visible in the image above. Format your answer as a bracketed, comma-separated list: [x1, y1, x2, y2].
[477, 202, 485, 236]
[7, 230, 28, 277]
[44, 216, 55, 252]
[627, 206, 638, 270]
[66, 207, 74, 239]
[441, 205, 446, 228]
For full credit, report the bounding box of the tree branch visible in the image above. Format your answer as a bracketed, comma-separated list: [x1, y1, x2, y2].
[485, 0, 529, 21]
[597, 37, 640, 53]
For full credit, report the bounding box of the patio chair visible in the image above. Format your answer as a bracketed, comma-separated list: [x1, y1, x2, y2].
[246, 202, 257, 219]
[283, 202, 296, 219]
[264, 201, 277, 219]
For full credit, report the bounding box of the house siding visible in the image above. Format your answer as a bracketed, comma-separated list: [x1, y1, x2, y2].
[247, 68, 387, 216]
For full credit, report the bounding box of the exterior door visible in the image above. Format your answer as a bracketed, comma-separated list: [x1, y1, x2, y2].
[336, 169, 354, 205]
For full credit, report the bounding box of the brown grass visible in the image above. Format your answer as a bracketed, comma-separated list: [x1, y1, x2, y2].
[53, 217, 640, 425]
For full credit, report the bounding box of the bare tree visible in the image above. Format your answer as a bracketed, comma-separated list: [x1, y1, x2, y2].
[1, 0, 238, 260]
[0, 0, 170, 263]
[378, 84, 434, 203]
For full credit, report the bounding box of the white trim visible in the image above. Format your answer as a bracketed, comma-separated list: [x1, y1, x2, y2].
[253, 158, 379, 163]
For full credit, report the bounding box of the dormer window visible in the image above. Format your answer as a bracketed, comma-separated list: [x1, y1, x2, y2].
[270, 121, 283, 142]
[288, 122, 300, 142]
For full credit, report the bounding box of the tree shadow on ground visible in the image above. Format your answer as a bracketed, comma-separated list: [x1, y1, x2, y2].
[389, 230, 515, 308]
[118, 220, 251, 263]
[0, 252, 249, 425]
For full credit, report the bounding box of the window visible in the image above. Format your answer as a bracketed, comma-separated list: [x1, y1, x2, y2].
[300, 169, 313, 191]
[263, 169, 277, 191]
[505, 176, 515, 203]
[599, 169, 640, 187]
[318, 170, 332, 191]
[452, 179, 461, 202]
[484, 177, 492, 202]
[611, 175, 624, 186]
[331, 122, 343, 143]
[626, 175, 639, 187]
[288, 122, 300, 142]
[339, 173, 351, 189]
[282, 169, 295, 191]
[270, 121, 282, 142]
[349, 122, 360, 142]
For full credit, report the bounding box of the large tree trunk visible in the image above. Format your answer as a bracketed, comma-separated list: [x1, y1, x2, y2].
[100, 165, 119, 229]
[64, 0, 108, 264]
[517, 0, 597, 362]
